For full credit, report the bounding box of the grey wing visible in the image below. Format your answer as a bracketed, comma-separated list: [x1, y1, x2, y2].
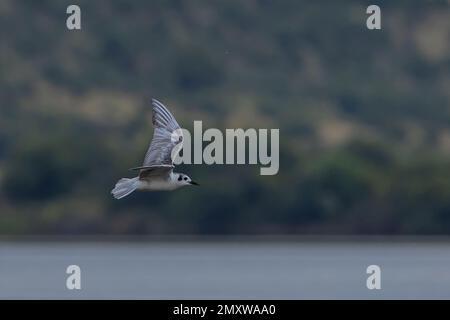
[139, 165, 173, 180]
[142, 99, 183, 167]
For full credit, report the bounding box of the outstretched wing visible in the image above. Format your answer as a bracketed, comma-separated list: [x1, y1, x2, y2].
[141, 99, 183, 167]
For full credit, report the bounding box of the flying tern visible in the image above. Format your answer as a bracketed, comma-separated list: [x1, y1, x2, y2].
[111, 99, 198, 199]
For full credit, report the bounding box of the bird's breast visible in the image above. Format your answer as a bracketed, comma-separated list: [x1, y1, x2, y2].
[137, 179, 178, 191]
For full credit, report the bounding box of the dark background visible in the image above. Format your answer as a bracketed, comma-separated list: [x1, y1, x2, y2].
[1, 0, 449, 235]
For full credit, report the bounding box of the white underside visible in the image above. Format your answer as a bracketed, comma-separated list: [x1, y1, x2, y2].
[137, 179, 180, 191]
[112, 174, 185, 199]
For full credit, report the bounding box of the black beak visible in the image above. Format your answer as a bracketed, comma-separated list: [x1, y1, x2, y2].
[190, 181, 199, 186]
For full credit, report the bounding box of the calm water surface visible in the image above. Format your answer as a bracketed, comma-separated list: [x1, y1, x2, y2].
[1, 241, 449, 299]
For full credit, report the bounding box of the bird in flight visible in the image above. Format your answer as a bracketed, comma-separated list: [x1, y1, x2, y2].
[111, 99, 198, 199]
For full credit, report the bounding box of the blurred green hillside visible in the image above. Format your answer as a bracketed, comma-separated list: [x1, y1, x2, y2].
[0, 0, 450, 235]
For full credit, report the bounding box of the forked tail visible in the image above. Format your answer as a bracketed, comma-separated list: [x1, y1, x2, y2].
[111, 177, 139, 199]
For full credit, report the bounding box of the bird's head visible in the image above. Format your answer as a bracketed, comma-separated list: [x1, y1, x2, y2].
[175, 173, 199, 187]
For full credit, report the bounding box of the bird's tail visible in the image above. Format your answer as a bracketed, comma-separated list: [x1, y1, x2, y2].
[111, 177, 139, 199]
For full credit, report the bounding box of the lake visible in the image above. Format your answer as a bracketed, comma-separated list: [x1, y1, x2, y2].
[1, 240, 450, 299]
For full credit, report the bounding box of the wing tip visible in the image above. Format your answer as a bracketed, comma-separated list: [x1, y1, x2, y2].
[151, 98, 164, 108]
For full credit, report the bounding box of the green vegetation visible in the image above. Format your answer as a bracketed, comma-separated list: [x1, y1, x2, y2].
[0, 0, 449, 235]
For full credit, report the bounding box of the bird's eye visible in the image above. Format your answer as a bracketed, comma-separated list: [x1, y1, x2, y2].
[184, 177, 188, 181]
[178, 176, 183, 181]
